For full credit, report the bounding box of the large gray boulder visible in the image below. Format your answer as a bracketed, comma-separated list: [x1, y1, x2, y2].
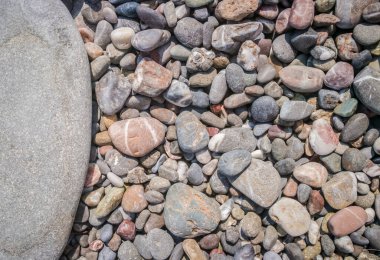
[0, 0, 91, 259]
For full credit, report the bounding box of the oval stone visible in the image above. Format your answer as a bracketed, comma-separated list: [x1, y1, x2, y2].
[215, 0, 260, 21]
[309, 119, 339, 156]
[269, 198, 311, 237]
[324, 62, 354, 90]
[322, 171, 357, 210]
[279, 66, 325, 93]
[328, 206, 367, 237]
[289, 0, 314, 30]
[218, 149, 252, 177]
[108, 117, 166, 157]
[353, 66, 380, 114]
[164, 183, 221, 238]
[340, 113, 369, 142]
[209, 128, 257, 153]
[121, 185, 147, 213]
[279, 101, 314, 121]
[0, 1, 91, 258]
[176, 111, 209, 153]
[293, 162, 328, 188]
[228, 159, 282, 208]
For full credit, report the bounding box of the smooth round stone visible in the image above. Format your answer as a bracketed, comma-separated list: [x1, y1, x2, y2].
[364, 129, 379, 146]
[170, 45, 191, 61]
[279, 66, 325, 93]
[110, 27, 134, 50]
[226, 63, 246, 93]
[121, 185, 147, 213]
[328, 206, 367, 237]
[108, 117, 165, 157]
[218, 149, 252, 177]
[310, 46, 336, 61]
[118, 241, 142, 260]
[237, 40, 260, 71]
[318, 89, 339, 109]
[115, 2, 139, 18]
[189, 68, 217, 87]
[309, 118, 339, 156]
[274, 158, 295, 176]
[96, 71, 131, 116]
[240, 212, 262, 238]
[0, 1, 92, 257]
[269, 198, 311, 237]
[340, 113, 369, 143]
[257, 64, 276, 84]
[210, 71, 227, 104]
[293, 162, 328, 188]
[322, 171, 357, 210]
[211, 22, 263, 54]
[363, 2, 380, 23]
[321, 235, 335, 256]
[209, 128, 257, 153]
[334, 236, 354, 253]
[334, 98, 358, 117]
[215, 0, 260, 21]
[163, 80, 193, 107]
[297, 183, 312, 204]
[335, 33, 360, 61]
[176, 111, 209, 153]
[316, 0, 335, 12]
[352, 49, 373, 70]
[94, 20, 113, 49]
[272, 34, 297, 63]
[132, 58, 172, 97]
[279, 101, 314, 121]
[290, 28, 318, 54]
[136, 5, 166, 29]
[228, 159, 282, 208]
[342, 148, 367, 172]
[174, 17, 203, 48]
[132, 29, 171, 52]
[353, 66, 380, 114]
[191, 90, 209, 108]
[187, 163, 203, 185]
[185, 0, 213, 7]
[335, 0, 375, 29]
[164, 183, 221, 238]
[147, 229, 174, 260]
[275, 8, 291, 34]
[251, 96, 279, 123]
[289, 0, 314, 29]
[353, 23, 380, 46]
[364, 226, 380, 250]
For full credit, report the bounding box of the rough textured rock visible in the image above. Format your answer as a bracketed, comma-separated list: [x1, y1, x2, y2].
[164, 183, 221, 238]
[215, 0, 260, 21]
[0, 1, 91, 259]
[228, 159, 282, 208]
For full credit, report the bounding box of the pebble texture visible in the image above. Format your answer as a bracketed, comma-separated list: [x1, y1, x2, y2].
[0, 1, 91, 259]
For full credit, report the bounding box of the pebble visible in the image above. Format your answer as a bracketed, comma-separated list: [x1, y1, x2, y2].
[293, 162, 328, 188]
[237, 40, 260, 71]
[309, 118, 339, 156]
[353, 66, 380, 114]
[116, 219, 136, 240]
[209, 128, 257, 153]
[108, 117, 165, 157]
[147, 229, 174, 260]
[363, 2, 380, 23]
[187, 163, 204, 185]
[218, 149, 251, 177]
[364, 226, 380, 250]
[95, 187, 124, 218]
[269, 198, 311, 237]
[121, 185, 147, 213]
[118, 241, 141, 260]
[272, 34, 297, 63]
[340, 113, 369, 143]
[176, 111, 209, 153]
[342, 148, 367, 172]
[328, 206, 367, 236]
[174, 17, 203, 48]
[164, 183, 221, 238]
[279, 66, 325, 93]
[215, 0, 260, 21]
[226, 63, 246, 93]
[322, 171, 357, 210]
[240, 212, 262, 238]
[334, 98, 358, 117]
[163, 80, 193, 107]
[318, 89, 340, 110]
[228, 159, 281, 208]
[334, 236, 354, 253]
[279, 101, 314, 121]
[251, 96, 279, 123]
[289, 0, 315, 29]
[183, 239, 207, 260]
[353, 23, 380, 46]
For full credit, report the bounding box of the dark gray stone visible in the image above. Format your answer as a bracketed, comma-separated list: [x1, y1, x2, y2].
[251, 96, 279, 123]
[226, 63, 246, 93]
[174, 17, 203, 48]
[136, 5, 166, 29]
[342, 148, 367, 172]
[0, 1, 91, 259]
[218, 149, 252, 177]
[341, 113, 369, 142]
[318, 89, 340, 110]
[353, 66, 380, 114]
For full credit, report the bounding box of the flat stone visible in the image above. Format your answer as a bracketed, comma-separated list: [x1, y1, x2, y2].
[293, 162, 328, 188]
[279, 101, 314, 121]
[215, 0, 260, 21]
[147, 229, 174, 260]
[108, 117, 166, 157]
[334, 98, 358, 117]
[328, 206, 367, 237]
[322, 171, 357, 210]
[176, 111, 209, 153]
[218, 149, 252, 177]
[289, 0, 314, 29]
[340, 113, 369, 142]
[309, 118, 339, 156]
[272, 33, 297, 63]
[353, 66, 380, 114]
[0, 1, 91, 258]
[131, 29, 171, 52]
[228, 159, 282, 208]
[164, 183, 221, 238]
[269, 198, 311, 237]
[279, 66, 325, 93]
[209, 128, 257, 153]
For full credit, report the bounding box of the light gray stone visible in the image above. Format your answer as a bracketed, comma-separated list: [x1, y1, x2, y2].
[0, 1, 91, 259]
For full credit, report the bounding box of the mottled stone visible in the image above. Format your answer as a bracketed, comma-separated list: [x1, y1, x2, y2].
[228, 159, 282, 208]
[215, 0, 260, 21]
[251, 96, 279, 123]
[209, 128, 257, 153]
[272, 34, 297, 63]
[132, 29, 171, 52]
[293, 162, 328, 188]
[163, 80, 193, 107]
[309, 118, 339, 156]
[164, 183, 221, 238]
[335, 0, 376, 29]
[322, 171, 357, 209]
[269, 198, 311, 237]
[147, 229, 174, 260]
[289, 0, 314, 29]
[174, 17, 203, 48]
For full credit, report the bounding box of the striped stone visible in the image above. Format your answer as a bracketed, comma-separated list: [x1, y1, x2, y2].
[108, 117, 166, 157]
[328, 206, 367, 237]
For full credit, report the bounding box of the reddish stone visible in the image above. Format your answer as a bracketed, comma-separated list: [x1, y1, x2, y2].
[313, 14, 341, 27]
[283, 177, 298, 197]
[335, 33, 360, 61]
[207, 127, 220, 137]
[309, 119, 339, 156]
[98, 145, 113, 156]
[150, 106, 177, 125]
[199, 234, 220, 250]
[79, 27, 94, 43]
[258, 4, 279, 20]
[324, 62, 354, 90]
[108, 117, 166, 157]
[268, 125, 292, 140]
[84, 163, 101, 188]
[275, 8, 291, 34]
[279, 66, 325, 93]
[210, 104, 224, 114]
[116, 220, 136, 240]
[289, 0, 314, 29]
[258, 38, 272, 56]
[121, 185, 148, 213]
[215, 0, 260, 21]
[307, 190, 324, 215]
[89, 240, 104, 252]
[328, 206, 367, 237]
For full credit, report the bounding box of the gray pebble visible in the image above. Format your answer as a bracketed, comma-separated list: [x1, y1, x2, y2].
[226, 63, 246, 93]
[218, 149, 252, 177]
[251, 96, 279, 123]
[118, 241, 142, 260]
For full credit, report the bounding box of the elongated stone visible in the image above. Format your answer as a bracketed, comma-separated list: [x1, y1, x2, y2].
[0, 1, 91, 258]
[309, 119, 339, 156]
[279, 66, 325, 93]
[353, 66, 380, 114]
[280, 101, 314, 121]
[289, 0, 314, 30]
